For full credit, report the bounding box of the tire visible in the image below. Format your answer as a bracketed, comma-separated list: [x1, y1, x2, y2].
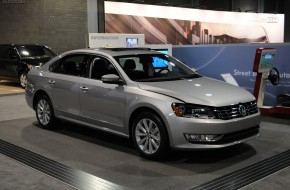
[19, 71, 27, 88]
[132, 112, 170, 160]
[35, 95, 57, 129]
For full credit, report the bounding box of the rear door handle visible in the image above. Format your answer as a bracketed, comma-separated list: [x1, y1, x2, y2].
[80, 86, 89, 92]
[48, 80, 55, 84]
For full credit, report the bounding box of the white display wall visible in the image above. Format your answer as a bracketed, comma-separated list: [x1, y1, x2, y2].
[105, 1, 284, 44]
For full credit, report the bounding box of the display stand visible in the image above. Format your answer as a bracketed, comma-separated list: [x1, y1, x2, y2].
[253, 48, 290, 115]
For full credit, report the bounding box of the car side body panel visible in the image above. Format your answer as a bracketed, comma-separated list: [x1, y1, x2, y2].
[79, 77, 126, 133]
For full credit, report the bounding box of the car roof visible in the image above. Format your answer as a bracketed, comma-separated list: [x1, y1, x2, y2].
[0, 44, 47, 47]
[61, 48, 163, 57]
[0, 44, 43, 46]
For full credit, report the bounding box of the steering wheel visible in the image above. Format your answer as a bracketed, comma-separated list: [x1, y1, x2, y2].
[268, 67, 280, 86]
[157, 68, 170, 74]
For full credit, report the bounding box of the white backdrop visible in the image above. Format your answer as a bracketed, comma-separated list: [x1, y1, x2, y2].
[105, 1, 284, 43]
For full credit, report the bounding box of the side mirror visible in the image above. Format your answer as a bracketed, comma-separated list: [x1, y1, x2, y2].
[192, 68, 198, 73]
[101, 74, 124, 85]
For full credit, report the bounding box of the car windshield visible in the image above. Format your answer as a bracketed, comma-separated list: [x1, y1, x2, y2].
[16, 45, 56, 58]
[113, 53, 200, 82]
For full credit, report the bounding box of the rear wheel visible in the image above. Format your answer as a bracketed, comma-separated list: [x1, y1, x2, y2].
[35, 95, 57, 129]
[19, 71, 27, 88]
[132, 112, 170, 160]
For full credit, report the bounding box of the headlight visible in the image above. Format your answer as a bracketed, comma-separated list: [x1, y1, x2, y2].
[26, 81, 35, 94]
[171, 103, 216, 119]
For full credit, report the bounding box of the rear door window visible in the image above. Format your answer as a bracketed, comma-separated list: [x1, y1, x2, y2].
[52, 54, 86, 77]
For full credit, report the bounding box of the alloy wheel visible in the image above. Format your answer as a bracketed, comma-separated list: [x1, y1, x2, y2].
[135, 118, 161, 154]
[37, 99, 51, 126]
[20, 73, 27, 88]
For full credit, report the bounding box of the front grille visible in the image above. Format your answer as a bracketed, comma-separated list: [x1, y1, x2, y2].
[214, 101, 259, 120]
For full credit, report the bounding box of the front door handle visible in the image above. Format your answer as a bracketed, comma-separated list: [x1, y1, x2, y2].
[48, 80, 55, 84]
[80, 86, 89, 92]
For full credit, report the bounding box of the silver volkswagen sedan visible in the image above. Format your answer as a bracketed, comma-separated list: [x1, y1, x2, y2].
[26, 48, 260, 159]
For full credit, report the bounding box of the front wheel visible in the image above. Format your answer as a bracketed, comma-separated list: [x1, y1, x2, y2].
[19, 71, 27, 88]
[132, 112, 170, 160]
[35, 95, 57, 129]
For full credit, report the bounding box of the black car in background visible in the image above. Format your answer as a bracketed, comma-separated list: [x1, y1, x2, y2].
[0, 44, 57, 88]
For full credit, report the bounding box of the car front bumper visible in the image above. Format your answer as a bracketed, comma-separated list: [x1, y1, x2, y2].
[166, 113, 261, 150]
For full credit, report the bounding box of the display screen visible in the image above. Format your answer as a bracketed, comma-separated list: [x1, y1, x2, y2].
[152, 56, 168, 68]
[150, 49, 169, 68]
[259, 51, 276, 71]
[126, 38, 138, 47]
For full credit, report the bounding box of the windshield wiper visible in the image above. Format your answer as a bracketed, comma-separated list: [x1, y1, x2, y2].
[135, 74, 201, 82]
[137, 77, 184, 82]
[180, 73, 201, 79]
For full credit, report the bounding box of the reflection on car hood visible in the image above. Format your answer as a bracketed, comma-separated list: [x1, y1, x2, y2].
[22, 57, 52, 66]
[138, 77, 255, 106]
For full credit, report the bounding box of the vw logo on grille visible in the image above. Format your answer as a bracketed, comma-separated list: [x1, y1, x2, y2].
[239, 105, 247, 117]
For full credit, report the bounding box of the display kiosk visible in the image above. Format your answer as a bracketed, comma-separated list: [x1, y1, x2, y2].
[88, 33, 145, 48]
[253, 48, 290, 115]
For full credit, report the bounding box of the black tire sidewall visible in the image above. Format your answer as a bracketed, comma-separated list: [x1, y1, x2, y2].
[132, 112, 170, 160]
[35, 95, 56, 129]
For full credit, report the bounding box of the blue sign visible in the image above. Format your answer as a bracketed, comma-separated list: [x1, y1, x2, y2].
[173, 44, 290, 106]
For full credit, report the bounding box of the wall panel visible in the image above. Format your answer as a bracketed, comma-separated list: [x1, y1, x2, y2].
[0, 0, 87, 53]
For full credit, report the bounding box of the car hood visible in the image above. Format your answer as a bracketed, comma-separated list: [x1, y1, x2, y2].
[22, 56, 52, 66]
[138, 77, 255, 106]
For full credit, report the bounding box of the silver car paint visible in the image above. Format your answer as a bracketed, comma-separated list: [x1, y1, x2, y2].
[48, 73, 81, 119]
[79, 77, 126, 132]
[26, 49, 261, 150]
[138, 77, 256, 106]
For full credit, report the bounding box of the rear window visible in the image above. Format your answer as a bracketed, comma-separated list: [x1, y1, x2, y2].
[16, 45, 56, 58]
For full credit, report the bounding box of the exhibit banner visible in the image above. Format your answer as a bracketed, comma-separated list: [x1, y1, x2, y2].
[172, 44, 290, 106]
[88, 33, 145, 48]
[105, 2, 284, 45]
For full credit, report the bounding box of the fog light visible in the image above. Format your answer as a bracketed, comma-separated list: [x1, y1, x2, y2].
[184, 134, 201, 141]
[184, 134, 223, 142]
